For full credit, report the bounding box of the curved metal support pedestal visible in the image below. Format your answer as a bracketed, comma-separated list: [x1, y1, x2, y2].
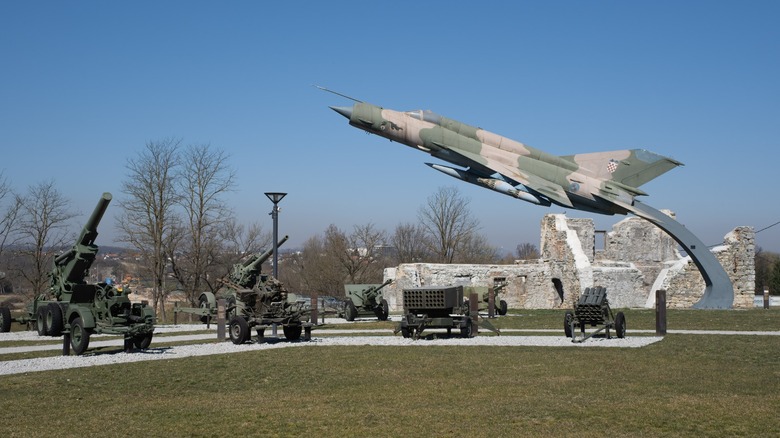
[626, 201, 734, 309]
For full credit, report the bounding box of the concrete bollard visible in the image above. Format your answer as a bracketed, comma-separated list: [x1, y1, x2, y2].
[764, 286, 770, 309]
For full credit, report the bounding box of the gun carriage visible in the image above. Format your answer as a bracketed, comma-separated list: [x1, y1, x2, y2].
[342, 279, 392, 321]
[0, 193, 155, 355]
[564, 286, 626, 343]
[176, 235, 313, 344]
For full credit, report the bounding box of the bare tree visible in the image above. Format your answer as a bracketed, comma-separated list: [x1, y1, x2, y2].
[456, 233, 500, 264]
[515, 242, 540, 260]
[214, 219, 269, 291]
[287, 223, 387, 298]
[117, 139, 181, 321]
[390, 222, 429, 264]
[168, 144, 236, 306]
[0, 172, 20, 270]
[345, 222, 387, 283]
[13, 181, 76, 298]
[418, 186, 480, 263]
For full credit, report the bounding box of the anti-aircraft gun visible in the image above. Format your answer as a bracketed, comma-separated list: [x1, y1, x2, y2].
[342, 279, 392, 321]
[192, 235, 313, 344]
[21, 193, 155, 355]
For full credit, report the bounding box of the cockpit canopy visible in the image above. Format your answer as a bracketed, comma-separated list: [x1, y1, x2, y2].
[405, 109, 443, 125]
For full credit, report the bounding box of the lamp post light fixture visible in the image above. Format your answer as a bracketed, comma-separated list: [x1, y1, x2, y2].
[264, 192, 287, 278]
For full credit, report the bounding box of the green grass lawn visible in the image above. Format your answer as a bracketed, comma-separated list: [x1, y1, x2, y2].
[1, 309, 779, 437]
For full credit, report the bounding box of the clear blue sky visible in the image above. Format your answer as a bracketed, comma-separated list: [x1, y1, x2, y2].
[1, 1, 779, 253]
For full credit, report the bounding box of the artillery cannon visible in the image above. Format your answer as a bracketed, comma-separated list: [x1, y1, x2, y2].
[564, 286, 625, 343]
[1, 193, 156, 355]
[179, 235, 313, 344]
[463, 284, 508, 316]
[342, 279, 392, 321]
[396, 286, 498, 339]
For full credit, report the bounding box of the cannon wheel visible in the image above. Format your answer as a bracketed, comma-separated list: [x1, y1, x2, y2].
[377, 299, 389, 321]
[70, 317, 90, 355]
[36, 307, 47, 336]
[499, 300, 508, 316]
[400, 326, 412, 338]
[563, 311, 574, 337]
[615, 312, 626, 338]
[344, 300, 357, 321]
[133, 333, 153, 349]
[460, 321, 473, 338]
[46, 303, 64, 336]
[0, 307, 11, 333]
[229, 316, 250, 344]
[283, 325, 302, 341]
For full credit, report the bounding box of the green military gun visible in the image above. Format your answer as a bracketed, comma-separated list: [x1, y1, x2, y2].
[192, 235, 313, 344]
[463, 284, 509, 316]
[342, 279, 392, 321]
[18, 193, 155, 355]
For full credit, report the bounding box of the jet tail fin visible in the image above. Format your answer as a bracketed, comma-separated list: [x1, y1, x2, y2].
[564, 149, 683, 190]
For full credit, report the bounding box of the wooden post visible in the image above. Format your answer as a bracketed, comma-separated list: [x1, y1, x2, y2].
[764, 286, 770, 309]
[173, 302, 178, 325]
[311, 292, 318, 325]
[655, 289, 667, 336]
[488, 286, 495, 319]
[62, 332, 70, 356]
[470, 292, 479, 336]
[217, 299, 226, 341]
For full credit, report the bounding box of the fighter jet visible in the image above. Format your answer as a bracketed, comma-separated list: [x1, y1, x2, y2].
[326, 91, 682, 216]
[324, 87, 734, 308]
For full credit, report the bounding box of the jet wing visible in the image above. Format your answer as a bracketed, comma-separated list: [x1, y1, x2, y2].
[441, 147, 574, 207]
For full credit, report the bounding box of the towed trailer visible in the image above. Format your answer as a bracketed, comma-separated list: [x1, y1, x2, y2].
[396, 286, 499, 339]
[564, 286, 625, 343]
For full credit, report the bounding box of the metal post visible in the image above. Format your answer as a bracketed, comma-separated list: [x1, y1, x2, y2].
[655, 289, 667, 336]
[488, 286, 495, 319]
[174, 302, 178, 325]
[470, 292, 479, 336]
[265, 192, 287, 279]
[311, 292, 318, 325]
[217, 299, 226, 341]
[764, 286, 770, 309]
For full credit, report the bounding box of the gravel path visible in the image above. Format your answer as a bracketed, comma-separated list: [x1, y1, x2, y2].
[2, 323, 777, 377]
[0, 334, 663, 376]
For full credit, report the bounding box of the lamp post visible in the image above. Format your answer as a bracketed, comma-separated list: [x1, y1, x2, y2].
[264, 192, 286, 278]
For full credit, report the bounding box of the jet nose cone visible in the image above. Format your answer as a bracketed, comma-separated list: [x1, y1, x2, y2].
[329, 106, 353, 120]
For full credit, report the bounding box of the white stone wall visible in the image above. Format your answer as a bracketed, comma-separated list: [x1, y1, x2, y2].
[382, 213, 754, 310]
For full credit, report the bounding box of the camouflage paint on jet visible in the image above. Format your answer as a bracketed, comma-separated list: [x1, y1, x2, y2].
[330, 101, 682, 216]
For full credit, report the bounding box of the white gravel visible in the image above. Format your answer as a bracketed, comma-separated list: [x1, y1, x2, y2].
[2, 323, 777, 377]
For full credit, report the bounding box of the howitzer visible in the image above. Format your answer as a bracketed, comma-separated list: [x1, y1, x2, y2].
[6, 192, 156, 356]
[228, 235, 289, 288]
[49, 192, 112, 300]
[343, 279, 392, 321]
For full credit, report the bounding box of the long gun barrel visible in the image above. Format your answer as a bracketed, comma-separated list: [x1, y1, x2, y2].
[54, 192, 111, 266]
[244, 235, 288, 269]
[230, 235, 289, 288]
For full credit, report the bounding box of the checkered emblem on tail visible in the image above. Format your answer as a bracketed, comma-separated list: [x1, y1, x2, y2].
[607, 159, 619, 173]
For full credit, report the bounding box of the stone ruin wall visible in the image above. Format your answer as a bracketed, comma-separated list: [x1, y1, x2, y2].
[382, 213, 755, 311]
